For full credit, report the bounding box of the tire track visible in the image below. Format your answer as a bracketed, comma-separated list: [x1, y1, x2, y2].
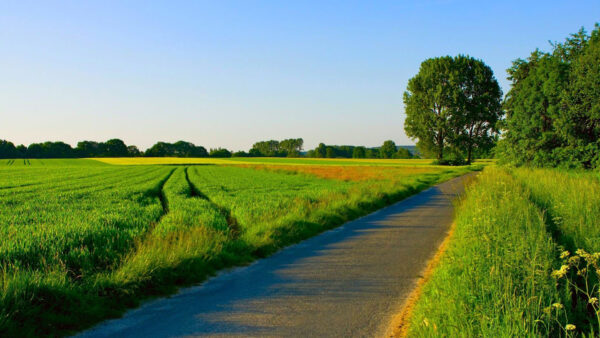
[184, 166, 241, 237]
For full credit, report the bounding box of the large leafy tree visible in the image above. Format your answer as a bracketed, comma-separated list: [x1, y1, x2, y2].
[454, 55, 503, 164]
[499, 24, 600, 168]
[404, 56, 458, 160]
[404, 56, 502, 162]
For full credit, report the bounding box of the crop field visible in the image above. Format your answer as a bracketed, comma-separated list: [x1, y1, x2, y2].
[91, 156, 439, 166]
[407, 167, 600, 336]
[0, 158, 476, 336]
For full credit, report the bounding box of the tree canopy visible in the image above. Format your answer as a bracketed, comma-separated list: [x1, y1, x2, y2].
[144, 141, 208, 157]
[404, 55, 503, 163]
[306, 141, 413, 159]
[498, 24, 600, 168]
[250, 138, 304, 157]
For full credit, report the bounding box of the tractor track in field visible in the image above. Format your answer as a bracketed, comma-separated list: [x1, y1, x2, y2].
[184, 167, 241, 237]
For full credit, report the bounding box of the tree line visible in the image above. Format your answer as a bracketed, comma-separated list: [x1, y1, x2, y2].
[306, 140, 413, 159]
[0, 139, 220, 159]
[497, 24, 600, 168]
[0, 137, 415, 159]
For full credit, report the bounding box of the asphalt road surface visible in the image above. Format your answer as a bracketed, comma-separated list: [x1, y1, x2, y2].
[79, 174, 473, 338]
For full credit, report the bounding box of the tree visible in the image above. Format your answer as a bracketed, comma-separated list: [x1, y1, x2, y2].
[404, 56, 459, 160]
[454, 55, 503, 164]
[209, 148, 232, 158]
[379, 140, 397, 159]
[104, 139, 129, 157]
[76, 141, 103, 157]
[365, 148, 379, 158]
[499, 24, 600, 168]
[144, 141, 207, 157]
[0, 140, 20, 159]
[393, 148, 413, 159]
[279, 138, 303, 157]
[404, 55, 503, 162]
[127, 146, 141, 157]
[352, 146, 366, 158]
[315, 143, 327, 158]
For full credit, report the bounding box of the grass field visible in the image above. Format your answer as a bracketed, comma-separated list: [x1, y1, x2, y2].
[407, 167, 600, 336]
[0, 158, 478, 336]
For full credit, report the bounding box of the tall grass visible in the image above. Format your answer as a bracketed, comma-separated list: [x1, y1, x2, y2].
[512, 168, 600, 252]
[408, 167, 560, 336]
[512, 168, 600, 334]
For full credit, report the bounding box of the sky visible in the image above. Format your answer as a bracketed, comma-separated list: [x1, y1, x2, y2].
[1, 1, 599, 151]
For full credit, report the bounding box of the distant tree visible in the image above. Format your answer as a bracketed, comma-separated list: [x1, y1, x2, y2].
[104, 139, 129, 157]
[127, 145, 141, 157]
[393, 147, 413, 159]
[144, 141, 207, 157]
[209, 148, 232, 158]
[379, 140, 397, 159]
[232, 151, 250, 157]
[144, 142, 170, 157]
[279, 138, 303, 157]
[15, 145, 26, 157]
[365, 148, 379, 159]
[251, 140, 280, 157]
[248, 148, 262, 157]
[26, 142, 76, 158]
[352, 146, 366, 158]
[0, 140, 19, 159]
[325, 147, 335, 158]
[315, 143, 327, 158]
[76, 141, 103, 157]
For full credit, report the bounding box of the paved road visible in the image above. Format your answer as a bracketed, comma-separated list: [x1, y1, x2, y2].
[79, 174, 472, 338]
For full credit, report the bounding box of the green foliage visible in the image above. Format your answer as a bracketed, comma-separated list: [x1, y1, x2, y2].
[0, 140, 22, 159]
[392, 147, 412, 159]
[306, 142, 410, 159]
[250, 138, 304, 157]
[499, 24, 600, 168]
[145, 141, 208, 157]
[352, 146, 366, 158]
[208, 147, 232, 158]
[404, 55, 503, 163]
[379, 140, 397, 159]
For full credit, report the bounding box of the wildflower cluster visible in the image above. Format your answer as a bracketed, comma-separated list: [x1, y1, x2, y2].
[550, 248, 600, 335]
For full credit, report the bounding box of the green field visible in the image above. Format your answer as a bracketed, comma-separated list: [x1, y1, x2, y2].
[407, 167, 600, 336]
[0, 158, 477, 336]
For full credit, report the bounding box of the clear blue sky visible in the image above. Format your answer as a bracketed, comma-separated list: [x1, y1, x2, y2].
[2, 1, 599, 151]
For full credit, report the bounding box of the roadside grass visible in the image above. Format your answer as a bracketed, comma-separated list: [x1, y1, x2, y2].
[407, 166, 600, 336]
[0, 161, 478, 336]
[512, 168, 600, 334]
[407, 167, 560, 336]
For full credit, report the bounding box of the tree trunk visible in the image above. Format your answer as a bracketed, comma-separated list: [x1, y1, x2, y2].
[437, 133, 444, 160]
[467, 143, 472, 164]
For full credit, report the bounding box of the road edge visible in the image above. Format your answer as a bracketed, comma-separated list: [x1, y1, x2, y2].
[385, 220, 456, 337]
